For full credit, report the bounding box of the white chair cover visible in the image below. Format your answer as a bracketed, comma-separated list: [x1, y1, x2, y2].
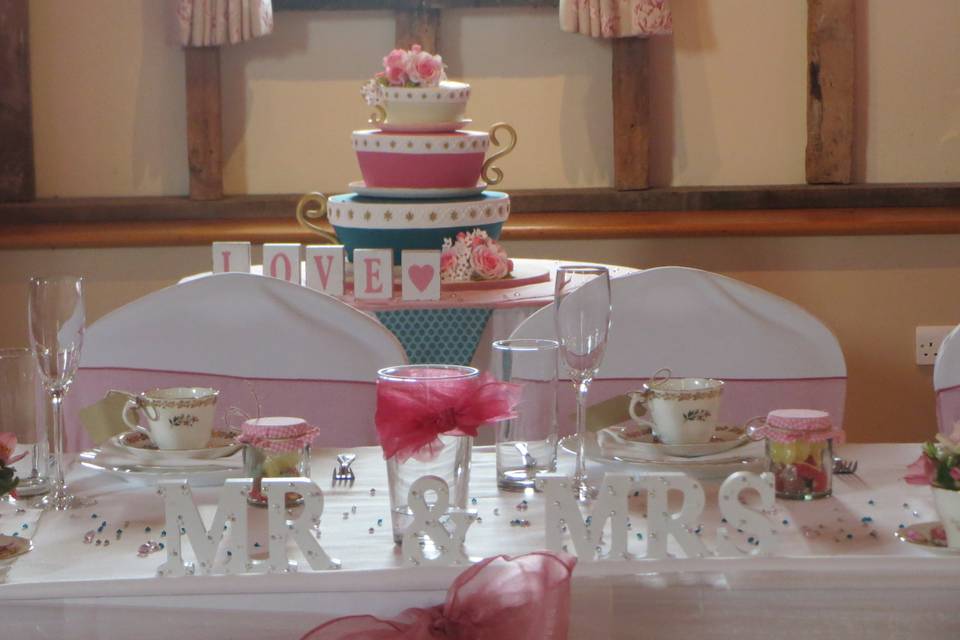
[934, 324, 960, 435]
[510, 266, 847, 431]
[65, 273, 407, 451]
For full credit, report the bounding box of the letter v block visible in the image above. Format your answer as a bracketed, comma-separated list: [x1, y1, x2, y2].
[305, 245, 345, 296]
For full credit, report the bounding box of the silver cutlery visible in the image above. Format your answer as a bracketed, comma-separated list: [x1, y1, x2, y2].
[333, 453, 356, 484]
[833, 456, 858, 475]
[515, 442, 538, 468]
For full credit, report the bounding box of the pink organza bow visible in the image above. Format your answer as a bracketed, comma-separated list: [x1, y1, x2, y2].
[375, 373, 521, 462]
[300, 552, 577, 640]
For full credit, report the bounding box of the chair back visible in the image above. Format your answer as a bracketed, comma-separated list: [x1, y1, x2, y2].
[934, 324, 960, 435]
[66, 273, 407, 451]
[510, 266, 847, 432]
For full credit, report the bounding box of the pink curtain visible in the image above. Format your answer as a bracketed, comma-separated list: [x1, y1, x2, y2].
[560, 0, 672, 38]
[176, 0, 274, 47]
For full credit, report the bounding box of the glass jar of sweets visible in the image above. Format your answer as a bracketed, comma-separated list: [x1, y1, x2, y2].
[237, 417, 320, 508]
[749, 409, 844, 500]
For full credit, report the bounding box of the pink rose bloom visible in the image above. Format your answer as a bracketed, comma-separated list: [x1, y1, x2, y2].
[470, 244, 509, 280]
[382, 48, 409, 86]
[469, 234, 487, 248]
[407, 50, 444, 86]
[904, 453, 937, 485]
[0, 432, 25, 466]
[951, 467, 960, 482]
[440, 247, 457, 277]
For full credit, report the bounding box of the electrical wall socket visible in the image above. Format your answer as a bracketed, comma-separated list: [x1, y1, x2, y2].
[916, 325, 955, 365]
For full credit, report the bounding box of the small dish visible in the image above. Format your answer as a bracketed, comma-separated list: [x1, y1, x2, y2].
[115, 430, 241, 462]
[348, 180, 487, 200]
[0, 534, 32, 561]
[598, 424, 750, 459]
[895, 521, 960, 554]
[378, 118, 473, 133]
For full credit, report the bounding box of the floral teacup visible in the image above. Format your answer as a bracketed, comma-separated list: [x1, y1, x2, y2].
[117, 387, 218, 450]
[628, 377, 724, 445]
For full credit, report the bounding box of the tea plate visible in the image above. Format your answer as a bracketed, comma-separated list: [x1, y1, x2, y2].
[114, 430, 241, 463]
[379, 119, 472, 133]
[598, 424, 750, 459]
[79, 446, 241, 487]
[348, 180, 487, 200]
[895, 521, 960, 555]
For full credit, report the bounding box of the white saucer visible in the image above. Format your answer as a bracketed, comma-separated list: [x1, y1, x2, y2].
[598, 424, 750, 459]
[115, 430, 241, 462]
[348, 180, 486, 200]
[378, 119, 472, 133]
[895, 521, 960, 554]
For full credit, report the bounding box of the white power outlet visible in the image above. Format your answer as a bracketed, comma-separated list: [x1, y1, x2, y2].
[916, 326, 955, 365]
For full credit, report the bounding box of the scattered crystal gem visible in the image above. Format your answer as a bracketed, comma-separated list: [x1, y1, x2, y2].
[509, 518, 531, 527]
[471, 497, 478, 505]
[636, 532, 644, 540]
[91, 513, 98, 519]
[21, 523, 28, 529]
[95, 539, 102, 546]
[861, 516, 873, 524]
[104, 540, 110, 546]
[368, 528, 374, 534]
[351, 505, 357, 514]
[369, 488, 376, 496]
[160, 530, 167, 537]
[868, 499, 875, 506]
[782, 519, 789, 526]
[83, 530, 95, 544]
[15, 508, 25, 514]
[493, 508, 500, 516]
[145, 526, 151, 533]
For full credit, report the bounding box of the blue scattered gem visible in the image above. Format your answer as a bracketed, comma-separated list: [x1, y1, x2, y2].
[21, 523, 28, 529]
[159, 542, 164, 549]
[782, 519, 789, 526]
[226, 550, 232, 556]
[747, 536, 755, 544]
[471, 497, 478, 505]
[145, 526, 151, 533]
[721, 518, 727, 524]
[636, 532, 643, 540]
[846, 533, 853, 539]
[160, 530, 167, 537]
[377, 518, 383, 527]
[91, 513, 98, 519]
[861, 516, 873, 523]
[868, 499, 875, 506]
[180, 527, 186, 534]
[899, 523, 905, 529]
[254, 542, 261, 548]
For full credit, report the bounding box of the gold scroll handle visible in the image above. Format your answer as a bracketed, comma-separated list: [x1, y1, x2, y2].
[295, 192, 338, 244]
[368, 105, 387, 126]
[480, 122, 517, 187]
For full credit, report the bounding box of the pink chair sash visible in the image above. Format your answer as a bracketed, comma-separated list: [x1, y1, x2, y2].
[300, 552, 576, 640]
[936, 385, 960, 435]
[65, 368, 378, 452]
[559, 377, 847, 435]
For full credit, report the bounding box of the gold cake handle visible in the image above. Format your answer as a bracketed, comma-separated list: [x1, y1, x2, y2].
[295, 192, 338, 244]
[481, 122, 517, 187]
[369, 105, 387, 126]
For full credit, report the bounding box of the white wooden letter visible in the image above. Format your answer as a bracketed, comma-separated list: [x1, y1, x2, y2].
[353, 249, 393, 300]
[716, 471, 779, 557]
[263, 243, 302, 283]
[259, 478, 340, 572]
[634, 473, 709, 559]
[401, 475, 476, 566]
[541, 473, 632, 561]
[157, 479, 250, 577]
[305, 245, 345, 296]
[401, 250, 441, 301]
[213, 242, 251, 273]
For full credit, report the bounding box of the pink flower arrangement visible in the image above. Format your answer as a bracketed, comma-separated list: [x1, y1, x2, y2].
[0, 432, 25, 498]
[904, 424, 960, 490]
[362, 44, 447, 105]
[440, 229, 512, 282]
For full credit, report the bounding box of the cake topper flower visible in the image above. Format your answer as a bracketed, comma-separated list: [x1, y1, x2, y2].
[361, 44, 448, 107]
[441, 229, 513, 282]
[904, 424, 960, 489]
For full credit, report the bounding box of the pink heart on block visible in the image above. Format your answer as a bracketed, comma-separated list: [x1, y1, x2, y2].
[408, 264, 435, 293]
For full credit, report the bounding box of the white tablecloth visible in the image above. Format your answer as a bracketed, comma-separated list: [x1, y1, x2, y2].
[2, 444, 959, 639]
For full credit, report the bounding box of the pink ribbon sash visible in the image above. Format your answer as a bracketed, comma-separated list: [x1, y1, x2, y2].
[300, 552, 577, 640]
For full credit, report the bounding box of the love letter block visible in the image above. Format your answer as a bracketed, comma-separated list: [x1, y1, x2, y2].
[212, 242, 251, 274]
[353, 249, 393, 300]
[401, 250, 441, 301]
[305, 245, 345, 296]
[263, 243, 302, 284]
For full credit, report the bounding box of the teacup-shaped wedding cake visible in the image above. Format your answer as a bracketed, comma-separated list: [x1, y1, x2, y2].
[352, 124, 516, 190]
[296, 191, 510, 264]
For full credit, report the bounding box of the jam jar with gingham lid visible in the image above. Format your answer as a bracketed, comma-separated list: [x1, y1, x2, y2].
[237, 417, 320, 507]
[749, 409, 844, 500]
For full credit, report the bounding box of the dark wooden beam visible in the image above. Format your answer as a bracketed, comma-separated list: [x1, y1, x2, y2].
[2, 185, 960, 226]
[4, 206, 960, 249]
[806, 0, 855, 184]
[185, 47, 224, 200]
[612, 38, 650, 190]
[0, 0, 35, 202]
[395, 8, 440, 52]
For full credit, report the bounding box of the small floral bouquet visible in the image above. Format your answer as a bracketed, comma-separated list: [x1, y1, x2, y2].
[904, 425, 960, 489]
[361, 44, 446, 106]
[440, 229, 512, 283]
[0, 432, 25, 498]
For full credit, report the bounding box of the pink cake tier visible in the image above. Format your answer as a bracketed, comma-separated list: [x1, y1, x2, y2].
[352, 129, 490, 190]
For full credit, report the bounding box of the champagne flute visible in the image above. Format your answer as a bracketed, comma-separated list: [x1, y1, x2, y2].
[28, 276, 94, 510]
[554, 266, 611, 502]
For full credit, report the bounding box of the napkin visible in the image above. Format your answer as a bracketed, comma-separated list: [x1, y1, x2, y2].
[79, 391, 131, 445]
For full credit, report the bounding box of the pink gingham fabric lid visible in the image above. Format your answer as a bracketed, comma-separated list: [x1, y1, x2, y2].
[237, 417, 321, 453]
[757, 409, 845, 444]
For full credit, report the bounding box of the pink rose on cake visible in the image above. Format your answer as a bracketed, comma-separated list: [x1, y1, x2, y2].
[382, 48, 410, 85]
[440, 246, 458, 279]
[406, 45, 445, 87]
[470, 243, 510, 280]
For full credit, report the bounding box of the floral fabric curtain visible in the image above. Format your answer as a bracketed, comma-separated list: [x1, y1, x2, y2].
[560, 0, 672, 38]
[176, 0, 274, 47]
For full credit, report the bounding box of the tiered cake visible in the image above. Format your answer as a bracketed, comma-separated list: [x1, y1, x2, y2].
[296, 46, 516, 269]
